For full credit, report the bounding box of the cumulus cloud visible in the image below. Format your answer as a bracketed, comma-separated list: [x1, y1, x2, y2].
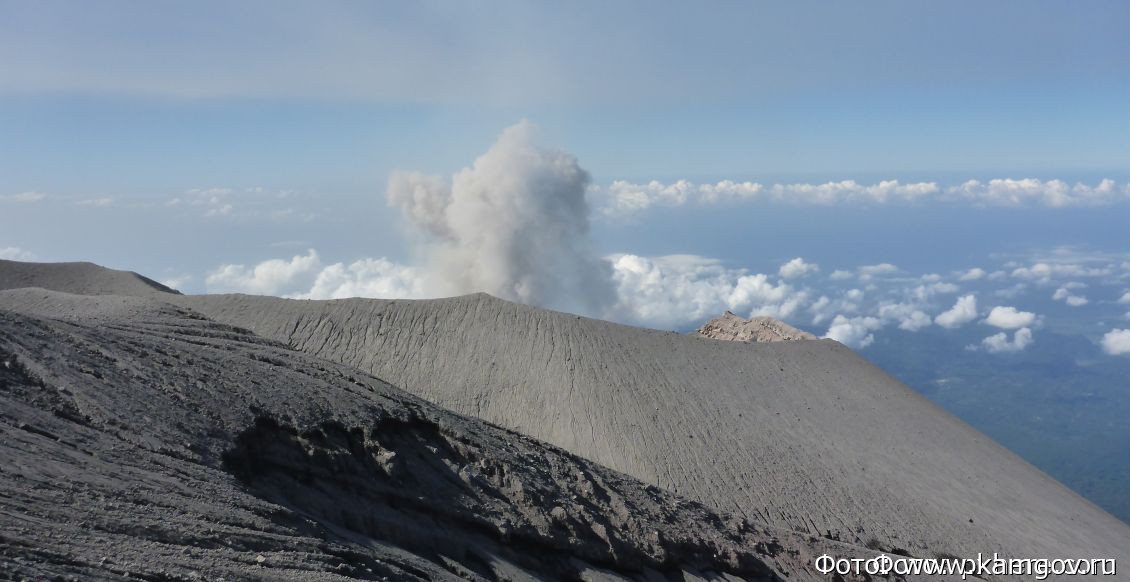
[1051, 285, 1089, 306]
[980, 327, 1034, 353]
[387, 121, 614, 316]
[909, 282, 959, 301]
[877, 302, 932, 331]
[779, 257, 819, 279]
[0, 247, 35, 261]
[829, 269, 853, 281]
[1116, 291, 1130, 305]
[858, 263, 898, 280]
[959, 267, 986, 281]
[1102, 329, 1130, 356]
[205, 249, 322, 295]
[935, 294, 978, 328]
[293, 258, 429, 300]
[950, 178, 1128, 207]
[609, 253, 805, 328]
[205, 249, 429, 301]
[823, 315, 882, 348]
[984, 306, 1037, 329]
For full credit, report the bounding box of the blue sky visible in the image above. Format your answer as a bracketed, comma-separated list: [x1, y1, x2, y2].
[2, 1, 1130, 353]
[4, 0, 1130, 183]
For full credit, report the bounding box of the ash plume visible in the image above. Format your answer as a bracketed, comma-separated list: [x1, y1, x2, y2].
[387, 120, 614, 316]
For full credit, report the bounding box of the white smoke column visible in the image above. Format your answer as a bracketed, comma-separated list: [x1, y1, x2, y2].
[387, 120, 615, 316]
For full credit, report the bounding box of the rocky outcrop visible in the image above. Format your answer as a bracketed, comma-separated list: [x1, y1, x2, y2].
[696, 311, 817, 343]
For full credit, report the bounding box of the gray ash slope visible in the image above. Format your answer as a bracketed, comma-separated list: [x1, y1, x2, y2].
[0, 259, 178, 298]
[0, 287, 875, 581]
[3, 259, 1129, 578]
[178, 294, 1130, 569]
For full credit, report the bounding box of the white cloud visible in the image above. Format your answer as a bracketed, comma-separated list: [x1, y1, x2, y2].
[877, 302, 932, 331]
[609, 253, 805, 328]
[858, 263, 898, 280]
[984, 306, 1037, 329]
[1116, 292, 1130, 305]
[1052, 286, 1089, 306]
[950, 178, 1129, 207]
[595, 177, 1130, 216]
[1065, 295, 1089, 307]
[1011, 261, 1112, 283]
[598, 178, 939, 214]
[823, 315, 882, 348]
[0, 247, 35, 261]
[1100, 329, 1130, 356]
[769, 180, 939, 204]
[0, 192, 46, 203]
[910, 282, 959, 301]
[601, 179, 763, 215]
[959, 267, 986, 281]
[204, 250, 430, 301]
[829, 269, 853, 281]
[980, 327, 1034, 353]
[205, 249, 322, 295]
[808, 295, 832, 324]
[698, 180, 766, 203]
[294, 258, 429, 300]
[935, 294, 978, 328]
[779, 257, 819, 279]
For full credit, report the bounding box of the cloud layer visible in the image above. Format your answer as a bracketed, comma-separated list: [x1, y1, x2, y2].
[595, 178, 1130, 216]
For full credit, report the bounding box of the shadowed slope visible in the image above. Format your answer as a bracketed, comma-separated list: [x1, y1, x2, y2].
[1, 288, 875, 580]
[177, 292, 1130, 569]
